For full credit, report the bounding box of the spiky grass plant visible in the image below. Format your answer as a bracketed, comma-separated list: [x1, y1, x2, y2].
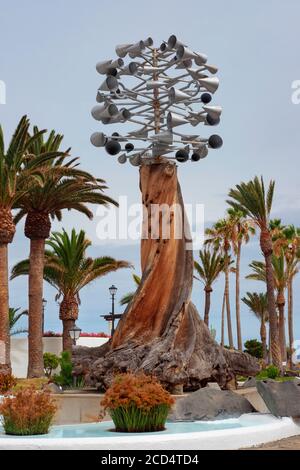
[0, 387, 57, 435]
[101, 373, 174, 433]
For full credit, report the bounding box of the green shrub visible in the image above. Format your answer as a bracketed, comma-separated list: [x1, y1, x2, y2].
[266, 365, 280, 379]
[244, 339, 263, 359]
[43, 352, 60, 378]
[53, 351, 73, 387]
[0, 387, 57, 435]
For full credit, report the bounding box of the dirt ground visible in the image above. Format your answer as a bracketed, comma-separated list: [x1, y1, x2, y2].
[245, 435, 300, 450]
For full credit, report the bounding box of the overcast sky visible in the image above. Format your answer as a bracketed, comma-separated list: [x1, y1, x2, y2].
[1, 0, 300, 346]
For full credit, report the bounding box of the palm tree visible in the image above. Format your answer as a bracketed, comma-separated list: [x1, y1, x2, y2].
[119, 274, 141, 306]
[194, 248, 224, 326]
[9, 308, 28, 336]
[14, 128, 118, 377]
[11, 229, 131, 353]
[242, 292, 269, 363]
[271, 223, 300, 366]
[227, 208, 255, 351]
[227, 176, 281, 369]
[205, 218, 235, 348]
[246, 252, 288, 362]
[0, 116, 52, 372]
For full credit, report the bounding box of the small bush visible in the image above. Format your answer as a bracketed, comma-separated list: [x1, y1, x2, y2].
[43, 352, 60, 378]
[53, 351, 73, 387]
[266, 365, 280, 379]
[101, 373, 174, 433]
[0, 373, 17, 394]
[0, 387, 57, 435]
[244, 339, 263, 359]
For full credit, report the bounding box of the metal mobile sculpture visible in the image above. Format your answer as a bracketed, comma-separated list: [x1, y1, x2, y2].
[90, 35, 223, 165]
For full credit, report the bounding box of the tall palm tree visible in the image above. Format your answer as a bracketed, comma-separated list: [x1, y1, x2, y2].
[9, 308, 28, 336]
[242, 292, 269, 363]
[119, 274, 141, 306]
[205, 218, 235, 348]
[14, 128, 118, 377]
[11, 229, 131, 353]
[0, 116, 52, 372]
[227, 176, 281, 369]
[271, 223, 300, 366]
[194, 248, 224, 326]
[246, 252, 288, 362]
[227, 208, 255, 351]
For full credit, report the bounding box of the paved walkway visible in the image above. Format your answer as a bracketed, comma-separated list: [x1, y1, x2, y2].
[246, 435, 300, 450]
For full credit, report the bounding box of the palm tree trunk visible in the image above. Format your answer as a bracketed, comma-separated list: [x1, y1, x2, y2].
[62, 319, 75, 354]
[27, 239, 45, 378]
[260, 318, 267, 364]
[262, 232, 281, 369]
[288, 280, 294, 368]
[59, 297, 79, 354]
[221, 289, 226, 347]
[0, 244, 11, 372]
[277, 291, 287, 363]
[235, 240, 242, 351]
[204, 287, 212, 326]
[225, 257, 234, 348]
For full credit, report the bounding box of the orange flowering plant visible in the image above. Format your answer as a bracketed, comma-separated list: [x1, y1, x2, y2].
[101, 373, 174, 432]
[0, 387, 57, 435]
[0, 373, 17, 394]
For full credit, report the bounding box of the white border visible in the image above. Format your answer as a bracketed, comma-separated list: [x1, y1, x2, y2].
[0, 415, 300, 450]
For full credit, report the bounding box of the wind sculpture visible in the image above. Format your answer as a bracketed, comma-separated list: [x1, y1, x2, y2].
[75, 36, 259, 391]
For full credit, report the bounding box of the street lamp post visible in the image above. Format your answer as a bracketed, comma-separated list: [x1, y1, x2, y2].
[109, 285, 118, 335]
[42, 298, 47, 336]
[69, 323, 82, 346]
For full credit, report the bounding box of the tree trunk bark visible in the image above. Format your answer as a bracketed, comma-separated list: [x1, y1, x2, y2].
[27, 239, 45, 378]
[224, 255, 234, 349]
[288, 280, 294, 368]
[235, 241, 242, 351]
[0, 244, 11, 372]
[221, 289, 226, 347]
[277, 291, 287, 364]
[73, 162, 259, 390]
[203, 287, 212, 326]
[261, 229, 281, 370]
[60, 297, 79, 354]
[260, 319, 268, 364]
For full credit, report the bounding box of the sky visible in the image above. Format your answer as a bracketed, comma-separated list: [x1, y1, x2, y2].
[0, 0, 300, 346]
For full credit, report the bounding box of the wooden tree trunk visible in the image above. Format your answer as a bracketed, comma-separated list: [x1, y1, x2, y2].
[203, 287, 212, 326]
[27, 239, 45, 378]
[73, 162, 259, 390]
[0, 244, 11, 372]
[60, 297, 79, 354]
[235, 241, 243, 351]
[224, 256, 234, 349]
[288, 280, 294, 367]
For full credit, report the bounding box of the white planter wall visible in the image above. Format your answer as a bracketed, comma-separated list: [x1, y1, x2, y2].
[10, 337, 108, 378]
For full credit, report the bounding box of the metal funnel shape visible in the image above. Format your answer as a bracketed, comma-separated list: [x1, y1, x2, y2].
[167, 35, 185, 50]
[152, 130, 173, 145]
[167, 112, 189, 128]
[96, 58, 124, 74]
[199, 77, 219, 93]
[120, 62, 139, 75]
[99, 76, 119, 92]
[194, 53, 208, 65]
[115, 43, 133, 58]
[91, 103, 118, 120]
[177, 46, 197, 61]
[203, 105, 222, 119]
[128, 41, 145, 58]
[168, 87, 191, 104]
